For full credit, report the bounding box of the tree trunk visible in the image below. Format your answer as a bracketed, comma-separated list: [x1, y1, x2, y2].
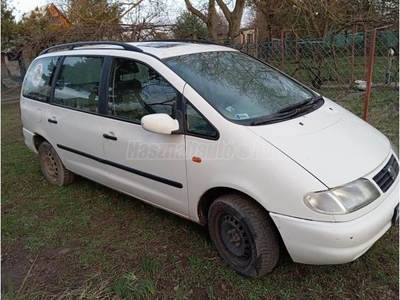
[216, 0, 245, 42]
[184, 0, 219, 41]
[227, 17, 241, 42]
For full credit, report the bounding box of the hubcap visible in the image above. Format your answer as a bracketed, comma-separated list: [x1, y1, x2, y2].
[220, 214, 251, 261]
[42, 150, 59, 181]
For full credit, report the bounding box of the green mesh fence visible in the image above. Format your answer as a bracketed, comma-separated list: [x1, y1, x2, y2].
[236, 30, 399, 144]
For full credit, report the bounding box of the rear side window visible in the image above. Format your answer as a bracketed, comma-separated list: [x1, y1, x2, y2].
[22, 57, 59, 102]
[54, 56, 104, 112]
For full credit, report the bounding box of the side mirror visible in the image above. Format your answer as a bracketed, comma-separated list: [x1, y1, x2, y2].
[141, 114, 179, 135]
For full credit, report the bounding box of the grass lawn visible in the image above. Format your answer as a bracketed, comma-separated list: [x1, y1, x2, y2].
[1, 101, 399, 299]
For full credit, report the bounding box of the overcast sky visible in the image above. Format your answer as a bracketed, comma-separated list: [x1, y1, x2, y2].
[11, 0, 48, 20]
[10, 0, 184, 23]
[10, 0, 248, 26]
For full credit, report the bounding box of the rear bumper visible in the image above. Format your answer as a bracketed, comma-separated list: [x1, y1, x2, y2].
[270, 180, 399, 265]
[23, 127, 37, 154]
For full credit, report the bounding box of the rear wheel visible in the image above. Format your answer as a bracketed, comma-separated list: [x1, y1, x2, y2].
[38, 141, 75, 186]
[208, 193, 279, 278]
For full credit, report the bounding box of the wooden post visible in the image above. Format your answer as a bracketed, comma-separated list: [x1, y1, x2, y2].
[295, 30, 299, 72]
[363, 29, 377, 121]
[350, 24, 356, 85]
[331, 36, 339, 75]
[385, 46, 394, 85]
[363, 25, 368, 80]
[281, 30, 285, 71]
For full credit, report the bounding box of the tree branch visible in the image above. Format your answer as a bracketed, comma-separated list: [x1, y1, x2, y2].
[107, 0, 145, 24]
[184, 0, 208, 24]
[215, 0, 232, 22]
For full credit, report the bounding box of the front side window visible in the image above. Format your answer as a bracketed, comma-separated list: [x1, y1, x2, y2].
[164, 51, 319, 125]
[108, 58, 178, 123]
[54, 56, 104, 112]
[22, 57, 59, 102]
[186, 102, 217, 138]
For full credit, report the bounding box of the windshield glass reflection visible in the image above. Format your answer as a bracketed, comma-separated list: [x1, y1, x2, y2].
[164, 51, 314, 122]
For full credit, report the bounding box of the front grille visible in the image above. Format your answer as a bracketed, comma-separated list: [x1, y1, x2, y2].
[373, 155, 399, 192]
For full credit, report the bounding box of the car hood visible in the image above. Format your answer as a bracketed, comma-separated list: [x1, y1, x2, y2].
[247, 100, 390, 188]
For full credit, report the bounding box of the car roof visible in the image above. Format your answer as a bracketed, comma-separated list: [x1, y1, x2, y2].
[38, 41, 238, 59]
[127, 41, 237, 59]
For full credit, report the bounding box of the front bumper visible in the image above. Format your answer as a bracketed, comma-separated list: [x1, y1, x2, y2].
[270, 179, 399, 265]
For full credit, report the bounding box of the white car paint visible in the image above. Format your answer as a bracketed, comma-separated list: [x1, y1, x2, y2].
[47, 106, 112, 187]
[248, 98, 390, 188]
[20, 41, 399, 269]
[270, 179, 398, 264]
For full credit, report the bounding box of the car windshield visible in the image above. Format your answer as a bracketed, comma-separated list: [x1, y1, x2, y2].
[164, 51, 317, 124]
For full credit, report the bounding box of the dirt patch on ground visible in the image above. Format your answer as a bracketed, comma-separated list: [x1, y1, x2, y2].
[1, 238, 81, 295]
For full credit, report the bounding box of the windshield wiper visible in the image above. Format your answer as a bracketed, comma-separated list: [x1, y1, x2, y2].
[251, 110, 299, 126]
[277, 96, 321, 114]
[251, 95, 323, 126]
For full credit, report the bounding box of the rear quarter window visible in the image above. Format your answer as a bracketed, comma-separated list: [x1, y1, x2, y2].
[54, 56, 104, 112]
[22, 57, 59, 102]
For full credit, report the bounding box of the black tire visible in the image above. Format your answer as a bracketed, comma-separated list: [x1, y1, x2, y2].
[208, 193, 280, 278]
[38, 141, 75, 186]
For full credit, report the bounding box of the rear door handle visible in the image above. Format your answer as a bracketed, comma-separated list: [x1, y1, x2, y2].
[48, 118, 57, 124]
[103, 133, 117, 141]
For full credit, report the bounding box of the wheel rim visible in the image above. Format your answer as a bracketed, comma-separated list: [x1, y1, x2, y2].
[42, 150, 59, 181]
[219, 214, 251, 263]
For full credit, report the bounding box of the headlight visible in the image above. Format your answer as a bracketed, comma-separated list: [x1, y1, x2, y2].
[304, 179, 380, 214]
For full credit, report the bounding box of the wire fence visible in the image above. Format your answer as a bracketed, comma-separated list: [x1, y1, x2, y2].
[238, 30, 398, 102]
[237, 29, 399, 143]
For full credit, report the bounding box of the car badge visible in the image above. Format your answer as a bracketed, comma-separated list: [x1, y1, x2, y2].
[387, 165, 397, 181]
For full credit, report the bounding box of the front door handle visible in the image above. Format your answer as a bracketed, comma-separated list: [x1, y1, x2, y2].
[103, 133, 117, 141]
[48, 118, 57, 124]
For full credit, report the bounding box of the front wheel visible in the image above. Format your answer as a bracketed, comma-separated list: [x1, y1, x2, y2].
[38, 141, 75, 186]
[208, 194, 280, 278]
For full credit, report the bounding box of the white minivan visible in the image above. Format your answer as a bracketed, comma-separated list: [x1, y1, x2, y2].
[21, 41, 399, 278]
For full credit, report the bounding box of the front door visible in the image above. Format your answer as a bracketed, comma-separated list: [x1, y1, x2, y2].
[101, 57, 188, 217]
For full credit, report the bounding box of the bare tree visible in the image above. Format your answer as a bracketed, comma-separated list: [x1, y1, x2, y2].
[124, 0, 169, 23]
[184, 0, 219, 41]
[121, 0, 174, 40]
[183, 0, 246, 42]
[288, 0, 398, 36]
[215, 0, 246, 42]
[249, 0, 398, 38]
[248, 0, 296, 40]
[57, 0, 145, 25]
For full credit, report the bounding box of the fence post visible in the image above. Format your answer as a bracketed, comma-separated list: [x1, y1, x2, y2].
[363, 29, 377, 121]
[295, 30, 299, 71]
[281, 30, 285, 71]
[363, 25, 368, 80]
[350, 24, 356, 85]
[331, 36, 339, 74]
[385, 42, 394, 85]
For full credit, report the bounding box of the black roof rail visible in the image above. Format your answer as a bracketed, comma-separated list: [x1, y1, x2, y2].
[139, 39, 218, 45]
[39, 41, 143, 55]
